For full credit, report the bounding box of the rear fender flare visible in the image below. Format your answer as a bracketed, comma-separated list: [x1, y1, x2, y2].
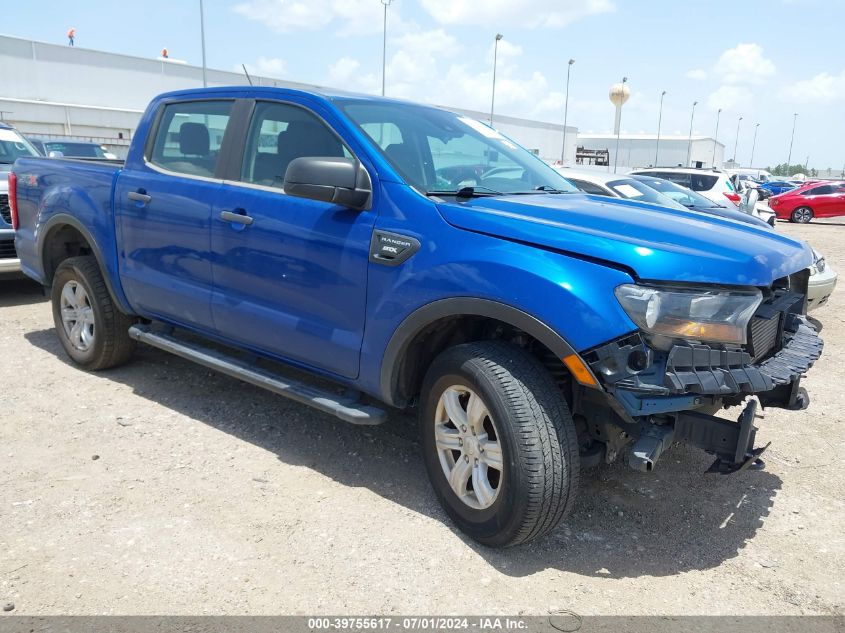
[37, 213, 133, 314]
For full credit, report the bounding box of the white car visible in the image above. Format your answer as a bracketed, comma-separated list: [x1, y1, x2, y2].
[808, 250, 837, 311]
[553, 168, 688, 209]
[630, 167, 741, 208]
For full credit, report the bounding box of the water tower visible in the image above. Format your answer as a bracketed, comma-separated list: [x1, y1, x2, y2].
[609, 78, 629, 172]
[609, 79, 630, 134]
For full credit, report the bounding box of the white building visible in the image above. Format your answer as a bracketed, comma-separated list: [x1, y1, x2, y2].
[0, 35, 577, 163]
[576, 133, 726, 172]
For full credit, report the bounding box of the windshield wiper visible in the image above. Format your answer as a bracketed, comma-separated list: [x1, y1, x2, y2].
[425, 185, 504, 198]
[533, 185, 567, 193]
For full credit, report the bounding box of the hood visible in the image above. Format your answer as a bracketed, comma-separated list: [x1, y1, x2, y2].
[436, 193, 813, 286]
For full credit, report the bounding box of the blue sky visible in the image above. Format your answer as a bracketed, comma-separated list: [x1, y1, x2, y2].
[4, 0, 843, 169]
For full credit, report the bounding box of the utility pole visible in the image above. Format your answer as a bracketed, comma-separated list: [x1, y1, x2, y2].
[560, 58, 575, 164]
[749, 123, 760, 167]
[381, 0, 393, 96]
[655, 90, 665, 166]
[199, 0, 207, 87]
[686, 101, 697, 167]
[787, 113, 798, 168]
[732, 115, 743, 164]
[711, 108, 721, 167]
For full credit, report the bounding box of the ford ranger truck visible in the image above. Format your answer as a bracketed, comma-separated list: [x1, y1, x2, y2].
[10, 87, 823, 547]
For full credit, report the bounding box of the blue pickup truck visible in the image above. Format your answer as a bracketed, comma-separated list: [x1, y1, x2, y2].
[10, 86, 823, 547]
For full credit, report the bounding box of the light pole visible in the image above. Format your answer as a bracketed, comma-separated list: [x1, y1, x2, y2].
[749, 123, 760, 167]
[787, 113, 798, 169]
[732, 115, 743, 164]
[655, 90, 666, 166]
[381, 0, 393, 96]
[560, 58, 575, 164]
[490, 33, 503, 125]
[199, 0, 207, 87]
[686, 101, 697, 167]
[711, 108, 721, 167]
[611, 77, 629, 173]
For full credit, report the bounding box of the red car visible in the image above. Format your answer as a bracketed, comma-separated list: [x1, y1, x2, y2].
[770, 180, 845, 223]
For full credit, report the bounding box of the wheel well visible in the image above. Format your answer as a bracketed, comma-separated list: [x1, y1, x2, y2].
[393, 315, 572, 407]
[42, 224, 93, 286]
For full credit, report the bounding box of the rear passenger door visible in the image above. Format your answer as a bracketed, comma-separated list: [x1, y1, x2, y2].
[208, 99, 377, 379]
[115, 99, 234, 330]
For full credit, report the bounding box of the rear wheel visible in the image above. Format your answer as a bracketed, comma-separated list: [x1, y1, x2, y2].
[791, 206, 813, 223]
[51, 256, 136, 370]
[419, 341, 579, 547]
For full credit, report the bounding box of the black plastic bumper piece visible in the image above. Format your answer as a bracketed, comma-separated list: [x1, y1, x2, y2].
[587, 314, 823, 416]
[628, 399, 767, 474]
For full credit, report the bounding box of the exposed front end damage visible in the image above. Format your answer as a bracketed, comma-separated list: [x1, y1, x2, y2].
[575, 280, 823, 474]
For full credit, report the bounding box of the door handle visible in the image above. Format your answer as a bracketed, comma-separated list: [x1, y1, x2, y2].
[127, 190, 152, 204]
[220, 210, 254, 226]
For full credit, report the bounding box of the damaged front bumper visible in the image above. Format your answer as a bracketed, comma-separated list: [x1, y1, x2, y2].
[581, 288, 823, 473]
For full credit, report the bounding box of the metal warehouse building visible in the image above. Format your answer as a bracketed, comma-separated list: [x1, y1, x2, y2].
[0, 35, 578, 163]
[576, 133, 726, 171]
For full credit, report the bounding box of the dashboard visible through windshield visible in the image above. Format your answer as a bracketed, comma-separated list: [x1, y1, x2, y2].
[339, 101, 577, 196]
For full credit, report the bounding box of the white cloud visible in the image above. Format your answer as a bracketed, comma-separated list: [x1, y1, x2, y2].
[782, 70, 845, 104]
[242, 56, 288, 79]
[707, 85, 753, 111]
[419, 0, 614, 29]
[686, 68, 707, 80]
[233, 0, 386, 36]
[713, 43, 775, 84]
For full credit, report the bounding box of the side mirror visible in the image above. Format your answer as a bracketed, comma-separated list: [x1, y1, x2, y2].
[47, 150, 64, 158]
[283, 157, 372, 210]
[739, 188, 759, 214]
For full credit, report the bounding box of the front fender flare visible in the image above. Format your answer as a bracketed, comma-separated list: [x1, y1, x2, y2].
[379, 297, 595, 407]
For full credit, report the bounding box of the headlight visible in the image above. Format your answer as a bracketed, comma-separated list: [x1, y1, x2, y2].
[614, 284, 762, 345]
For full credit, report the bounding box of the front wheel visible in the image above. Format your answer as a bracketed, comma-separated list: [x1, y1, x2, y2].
[791, 206, 813, 223]
[419, 342, 579, 547]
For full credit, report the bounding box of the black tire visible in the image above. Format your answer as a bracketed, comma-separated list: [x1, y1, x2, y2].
[51, 256, 136, 370]
[791, 206, 813, 223]
[419, 341, 579, 547]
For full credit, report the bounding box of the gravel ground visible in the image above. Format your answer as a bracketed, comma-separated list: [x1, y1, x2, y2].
[1, 220, 843, 616]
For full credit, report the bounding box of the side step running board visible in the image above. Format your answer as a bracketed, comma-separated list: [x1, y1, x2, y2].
[128, 325, 387, 426]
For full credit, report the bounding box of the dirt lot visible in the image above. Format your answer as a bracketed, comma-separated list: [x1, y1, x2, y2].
[1, 220, 844, 616]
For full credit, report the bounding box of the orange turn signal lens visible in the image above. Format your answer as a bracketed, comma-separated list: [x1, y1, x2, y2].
[563, 353, 598, 388]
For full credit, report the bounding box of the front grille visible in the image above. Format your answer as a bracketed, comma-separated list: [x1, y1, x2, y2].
[747, 313, 780, 361]
[0, 194, 10, 225]
[746, 289, 804, 362]
[0, 239, 16, 259]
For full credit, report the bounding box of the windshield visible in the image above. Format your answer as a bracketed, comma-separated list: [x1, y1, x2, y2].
[606, 178, 686, 210]
[0, 128, 40, 164]
[44, 142, 107, 158]
[339, 101, 578, 195]
[632, 175, 725, 209]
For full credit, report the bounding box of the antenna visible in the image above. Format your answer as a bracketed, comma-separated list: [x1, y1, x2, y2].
[241, 64, 254, 86]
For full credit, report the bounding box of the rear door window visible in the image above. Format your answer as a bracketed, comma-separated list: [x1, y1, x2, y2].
[803, 185, 834, 196]
[148, 100, 234, 177]
[653, 172, 691, 188]
[689, 174, 718, 191]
